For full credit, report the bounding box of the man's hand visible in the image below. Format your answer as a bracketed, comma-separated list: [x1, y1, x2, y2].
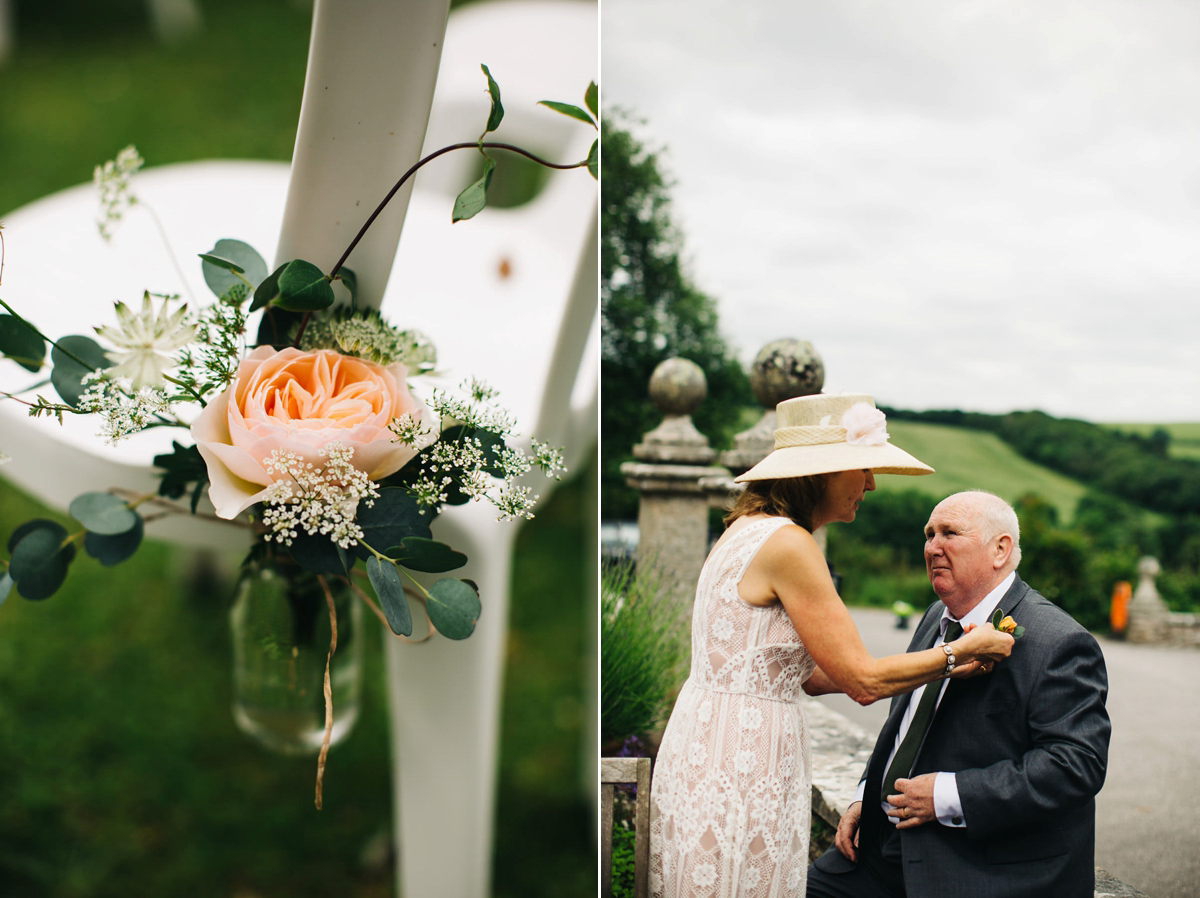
[835, 800, 863, 861]
[885, 774, 938, 829]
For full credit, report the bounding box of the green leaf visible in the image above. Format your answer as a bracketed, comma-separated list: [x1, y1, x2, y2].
[991, 608, 1003, 629]
[426, 578, 481, 640]
[8, 518, 60, 553]
[154, 441, 208, 501]
[587, 138, 598, 180]
[391, 537, 467, 573]
[84, 515, 144, 566]
[197, 253, 244, 273]
[9, 521, 75, 601]
[481, 63, 504, 132]
[69, 492, 138, 535]
[537, 100, 595, 127]
[452, 158, 495, 223]
[287, 531, 354, 576]
[366, 556, 412, 636]
[201, 239, 268, 299]
[51, 335, 113, 407]
[0, 314, 46, 372]
[353, 488, 432, 561]
[584, 81, 598, 117]
[275, 259, 335, 312]
[250, 263, 287, 312]
[336, 267, 358, 305]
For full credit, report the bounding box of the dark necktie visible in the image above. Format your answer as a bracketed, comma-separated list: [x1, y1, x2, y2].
[881, 620, 963, 800]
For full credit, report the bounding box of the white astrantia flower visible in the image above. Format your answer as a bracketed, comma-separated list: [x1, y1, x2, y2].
[95, 291, 198, 389]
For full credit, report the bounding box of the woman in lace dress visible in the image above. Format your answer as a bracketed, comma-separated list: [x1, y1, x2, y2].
[648, 393, 1014, 898]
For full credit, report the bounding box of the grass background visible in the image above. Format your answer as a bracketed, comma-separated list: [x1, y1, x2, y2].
[0, 0, 595, 895]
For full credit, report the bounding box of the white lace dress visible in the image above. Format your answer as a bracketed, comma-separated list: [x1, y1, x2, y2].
[649, 516, 818, 898]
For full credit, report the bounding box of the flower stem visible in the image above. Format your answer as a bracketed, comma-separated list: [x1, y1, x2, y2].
[328, 141, 587, 281]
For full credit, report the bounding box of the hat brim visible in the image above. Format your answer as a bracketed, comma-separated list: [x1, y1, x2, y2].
[733, 442, 934, 483]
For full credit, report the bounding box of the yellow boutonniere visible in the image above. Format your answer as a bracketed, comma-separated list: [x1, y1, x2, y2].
[991, 608, 1025, 639]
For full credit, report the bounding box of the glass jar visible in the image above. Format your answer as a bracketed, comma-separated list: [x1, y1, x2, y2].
[229, 553, 362, 755]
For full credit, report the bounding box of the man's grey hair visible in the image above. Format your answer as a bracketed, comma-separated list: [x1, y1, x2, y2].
[947, 490, 1022, 568]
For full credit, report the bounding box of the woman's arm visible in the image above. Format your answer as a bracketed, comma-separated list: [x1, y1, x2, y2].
[746, 525, 1012, 705]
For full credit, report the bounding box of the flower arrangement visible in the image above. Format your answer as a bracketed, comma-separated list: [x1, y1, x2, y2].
[0, 68, 597, 805]
[992, 608, 1025, 639]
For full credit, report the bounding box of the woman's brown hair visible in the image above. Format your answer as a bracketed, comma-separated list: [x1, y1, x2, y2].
[723, 474, 829, 532]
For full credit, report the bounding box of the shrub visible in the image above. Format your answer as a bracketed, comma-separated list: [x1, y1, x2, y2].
[601, 563, 689, 750]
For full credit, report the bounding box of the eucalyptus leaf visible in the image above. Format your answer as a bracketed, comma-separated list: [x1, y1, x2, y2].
[201, 239, 268, 299]
[51, 335, 113, 407]
[537, 100, 595, 127]
[991, 609, 1003, 629]
[9, 522, 75, 601]
[426, 578, 481, 640]
[353, 488, 432, 561]
[585, 81, 598, 117]
[8, 518, 63, 553]
[587, 138, 598, 180]
[367, 556, 412, 637]
[452, 158, 495, 223]
[0, 314, 46, 373]
[84, 515, 144, 566]
[391, 537, 467, 573]
[481, 63, 504, 132]
[69, 492, 138, 535]
[336, 267, 358, 305]
[250, 263, 287, 312]
[275, 259, 335, 312]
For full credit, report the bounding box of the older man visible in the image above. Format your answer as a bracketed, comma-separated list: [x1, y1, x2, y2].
[808, 490, 1110, 898]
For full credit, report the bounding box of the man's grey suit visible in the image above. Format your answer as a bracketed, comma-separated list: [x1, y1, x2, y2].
[811, 575, 1111, 898]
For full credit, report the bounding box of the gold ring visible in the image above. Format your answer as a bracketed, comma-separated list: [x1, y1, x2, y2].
[901, 808, 908, 819]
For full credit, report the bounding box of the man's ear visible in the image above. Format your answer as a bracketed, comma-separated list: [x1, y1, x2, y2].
[993, 533, 1014, 569]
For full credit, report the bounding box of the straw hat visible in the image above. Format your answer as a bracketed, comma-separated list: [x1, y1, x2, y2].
[734, 393, 933, 482]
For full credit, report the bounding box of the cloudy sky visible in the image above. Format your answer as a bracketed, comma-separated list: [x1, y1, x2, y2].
[603, 0, 1200, 422]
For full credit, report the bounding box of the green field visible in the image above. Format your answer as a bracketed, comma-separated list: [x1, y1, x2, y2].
[875, 420, 1090, 521]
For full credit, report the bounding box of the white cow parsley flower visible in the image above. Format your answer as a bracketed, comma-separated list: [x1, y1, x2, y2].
[95, 291, 198, 389]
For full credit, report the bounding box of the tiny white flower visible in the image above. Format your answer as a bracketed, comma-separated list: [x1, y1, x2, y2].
[734, 749, 756, 775]
[787, 866, 803, 890]
[95, 292, 198, 389]
[741, 865, 762, 889]
[687, 739, 708, 768]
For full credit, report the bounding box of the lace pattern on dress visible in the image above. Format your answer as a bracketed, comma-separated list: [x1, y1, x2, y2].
[649, 517, 818, 898]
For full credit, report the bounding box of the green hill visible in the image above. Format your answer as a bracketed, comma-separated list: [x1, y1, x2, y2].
[876, 420, 1090, 521]
[1102, 422, 1200, 462]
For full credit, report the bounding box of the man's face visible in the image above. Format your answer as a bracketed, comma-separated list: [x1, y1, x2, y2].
[923, 498, 1002, 608]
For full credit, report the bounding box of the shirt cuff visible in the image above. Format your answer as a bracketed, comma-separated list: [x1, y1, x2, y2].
[934, 772, 966, 827]
[855, 780, 866, 804]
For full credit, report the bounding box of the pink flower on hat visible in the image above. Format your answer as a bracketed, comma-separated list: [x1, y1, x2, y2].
[841, 402, 888, 446]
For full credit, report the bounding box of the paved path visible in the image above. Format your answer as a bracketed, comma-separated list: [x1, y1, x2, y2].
[813, 607, 1199, 898]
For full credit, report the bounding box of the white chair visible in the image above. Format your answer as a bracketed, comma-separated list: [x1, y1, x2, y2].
[0, 1, 597, 895]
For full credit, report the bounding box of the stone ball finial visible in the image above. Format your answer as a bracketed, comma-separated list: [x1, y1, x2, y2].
[649, 357, 707, 417]
[749, 339, 825, 410]
[1137, 556, 1161, 579]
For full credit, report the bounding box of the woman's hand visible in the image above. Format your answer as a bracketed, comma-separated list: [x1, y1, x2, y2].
[951, 622, 1014, 669]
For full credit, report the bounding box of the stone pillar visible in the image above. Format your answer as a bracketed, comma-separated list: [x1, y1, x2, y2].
[707, 338, 829, 552]
[720, 338, 826, 478]
[621, 358, 728, 606]
[1126, 556, 1170, 644]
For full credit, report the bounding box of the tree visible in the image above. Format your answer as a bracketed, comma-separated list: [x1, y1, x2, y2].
[601, 111, 748, 518]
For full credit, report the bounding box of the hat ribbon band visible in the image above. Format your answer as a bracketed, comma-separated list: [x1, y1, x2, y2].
[774, 425, 849, 449]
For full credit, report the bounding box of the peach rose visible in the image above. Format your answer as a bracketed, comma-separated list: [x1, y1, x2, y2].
[998, 615, 1019, 634]
[191, 346, 431, 519]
